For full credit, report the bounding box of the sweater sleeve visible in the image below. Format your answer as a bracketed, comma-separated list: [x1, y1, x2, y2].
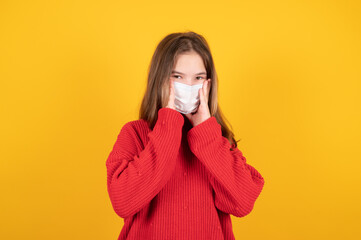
[106, 107, 184, 219]
[187, 117, 265, 218]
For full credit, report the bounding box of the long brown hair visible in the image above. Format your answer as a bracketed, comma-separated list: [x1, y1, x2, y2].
[139, 31, 241, 150]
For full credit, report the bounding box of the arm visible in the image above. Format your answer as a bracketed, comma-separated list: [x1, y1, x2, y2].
[187, 117, 265, 217]
[106, 107, 184, 218]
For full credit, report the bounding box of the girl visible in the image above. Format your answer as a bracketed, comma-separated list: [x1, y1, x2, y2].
[106, 31, 265, 240]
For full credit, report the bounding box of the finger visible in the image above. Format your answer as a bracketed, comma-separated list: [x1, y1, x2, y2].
[206, 79, 211, 98]
[199, 87, 205, 105]
[167, 80, 175, 109]
[204, 80, 209, 101]
[202, 80, 207, 99]
[206, 79, 210, 94]
[170, 80, 175, 98]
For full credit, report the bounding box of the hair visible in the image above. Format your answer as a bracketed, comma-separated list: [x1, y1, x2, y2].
[139, 31, 241, 150]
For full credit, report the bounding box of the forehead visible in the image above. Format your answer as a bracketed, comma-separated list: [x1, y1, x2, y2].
[173, 52, 206, 73]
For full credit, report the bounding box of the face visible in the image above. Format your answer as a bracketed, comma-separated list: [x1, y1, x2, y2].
[171, 51, 207, 86]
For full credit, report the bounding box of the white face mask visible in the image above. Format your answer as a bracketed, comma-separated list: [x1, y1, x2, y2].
[173, 81, 204, 114]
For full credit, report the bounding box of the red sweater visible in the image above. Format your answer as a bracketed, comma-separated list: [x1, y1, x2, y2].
[106, 107, 265, 240]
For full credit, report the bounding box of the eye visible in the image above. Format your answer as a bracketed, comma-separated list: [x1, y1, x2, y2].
[196, 76, 204, 80]
[172, 75, 181, 79]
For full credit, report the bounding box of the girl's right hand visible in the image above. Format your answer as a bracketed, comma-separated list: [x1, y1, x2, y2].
[165, 79, 176, 110]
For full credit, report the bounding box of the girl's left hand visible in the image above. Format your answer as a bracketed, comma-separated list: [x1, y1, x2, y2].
[184, 78, 211, 127]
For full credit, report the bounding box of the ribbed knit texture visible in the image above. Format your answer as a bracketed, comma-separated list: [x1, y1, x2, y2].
[106, 107, 265, 240]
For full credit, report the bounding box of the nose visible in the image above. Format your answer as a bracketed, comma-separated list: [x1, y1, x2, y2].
[176, 78, 205, 86]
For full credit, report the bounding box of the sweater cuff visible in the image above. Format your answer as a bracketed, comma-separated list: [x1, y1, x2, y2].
[156, 107, 184, 129]
[187, 116, 222, 152]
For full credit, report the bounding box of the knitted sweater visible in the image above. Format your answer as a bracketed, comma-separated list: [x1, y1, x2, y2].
[106, 107, 265, 240]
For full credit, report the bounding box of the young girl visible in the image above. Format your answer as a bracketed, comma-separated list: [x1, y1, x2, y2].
[106, 31, 265, 240]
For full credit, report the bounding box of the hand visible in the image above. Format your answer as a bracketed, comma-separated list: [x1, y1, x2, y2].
[165, 79, 176, 110]
[184, 78, 211, 127]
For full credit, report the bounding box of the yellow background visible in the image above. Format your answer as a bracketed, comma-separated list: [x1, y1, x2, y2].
[1, 0, 360, 239]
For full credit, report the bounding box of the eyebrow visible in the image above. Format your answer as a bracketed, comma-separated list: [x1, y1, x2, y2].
[171, 70, 207, 75]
